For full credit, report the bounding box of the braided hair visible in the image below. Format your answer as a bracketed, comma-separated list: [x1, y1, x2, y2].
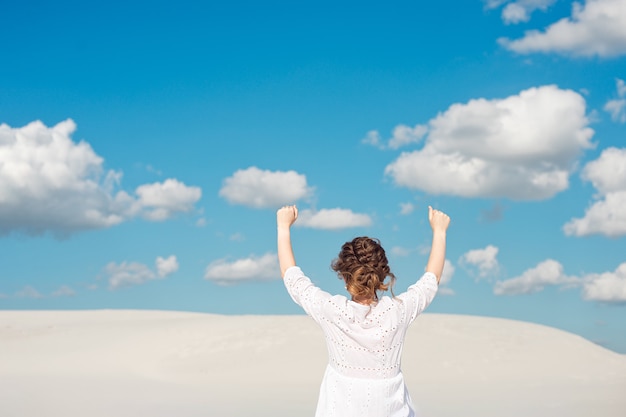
[331, 237, 396, 304]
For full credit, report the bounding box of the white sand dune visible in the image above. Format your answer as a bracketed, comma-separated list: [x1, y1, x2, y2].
[1, 310, 624, 417]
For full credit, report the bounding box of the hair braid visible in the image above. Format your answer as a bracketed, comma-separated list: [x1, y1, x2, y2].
[331, 237, 396, 303]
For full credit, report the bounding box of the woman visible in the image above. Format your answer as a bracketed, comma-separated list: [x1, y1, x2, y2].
[277, 205, 450, 417]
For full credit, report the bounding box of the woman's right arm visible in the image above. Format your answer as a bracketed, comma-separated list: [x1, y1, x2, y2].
[277, 205, 298, 278]
[425, 206, 451, 284]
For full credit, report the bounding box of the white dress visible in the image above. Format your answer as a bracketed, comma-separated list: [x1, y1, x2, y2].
[283, 266, 438, 417]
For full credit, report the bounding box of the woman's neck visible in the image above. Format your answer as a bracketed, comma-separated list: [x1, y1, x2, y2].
[351, 296, 376, 305]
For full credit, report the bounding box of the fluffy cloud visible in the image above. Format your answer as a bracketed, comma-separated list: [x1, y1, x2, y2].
[564, 147, 626, 237]
[296, 208, 373, 230]
[385, 86, 594, 200]
[204, 253, 279, 285]
[581, 263, 626, 303]
[604, 79, 626, 123]
[486, 0, 556, 24]
[219, 167, 313, 208]
[362, 124, 428, 150]
[495, 260, 626, 303]
[564, 191, 626, 237]
[0, 119, 201, 237]
[156, 255, 179, 277]
[494, 259, 580, 295]
[106, 255, 178, 289]
[460, 245, 500, 278]
[135, 179, 201, 221]
[499, 0, 626, 57]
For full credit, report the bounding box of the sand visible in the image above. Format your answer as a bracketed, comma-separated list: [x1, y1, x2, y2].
[1, 310, 625, 417]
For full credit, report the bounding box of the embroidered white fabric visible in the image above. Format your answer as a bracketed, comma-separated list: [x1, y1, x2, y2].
[283, 266, 438, 417]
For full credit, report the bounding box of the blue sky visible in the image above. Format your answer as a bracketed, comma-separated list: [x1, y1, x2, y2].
[1, 0, 625, 353]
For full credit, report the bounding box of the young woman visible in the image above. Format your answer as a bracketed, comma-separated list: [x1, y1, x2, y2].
[277, 205, 450, 417]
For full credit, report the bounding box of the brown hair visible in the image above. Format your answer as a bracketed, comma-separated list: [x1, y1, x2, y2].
[331, 236, 396, 304]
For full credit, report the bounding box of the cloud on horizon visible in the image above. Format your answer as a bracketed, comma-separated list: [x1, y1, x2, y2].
[581, 262, 626, 303]
[0, 120, 201, 237]
[498, 0, 626, 57]
[494, 259, 626, 303]
[385, 85, 594, 200]
[12, 285, 75, 299]
[106, 255, 179, 289]
[494, 259, 580, 295]
[204, 253, 279, 285]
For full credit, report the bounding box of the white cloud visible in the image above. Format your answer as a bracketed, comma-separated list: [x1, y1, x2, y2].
[0, 119, 201, 237]
[362, 124, 428, 150]
[296, 208, 373, 230]
[484, 0, 508, 8]
[388, 124, 429, 149]
[581, 263, 626, 303]
[9, 285, 75, 298]
[563, 191, 626, 237]
[494, 259, 580, 295]
[399, 202, 415, 215]
[502, 3, 530, 23]
[106, 262, 156, 289]
[604, 79, 626, 123]
[486, 0, 556, 24]
[494, 260, 626, 303]
[106, 255, 177, 289]
[156, 255, 179, 277]
[499, 0, 626, 57]
[564, 147, 626, 237]
[362, 130, 384, 149]
[135, 179, 201, 221]
[618, 78, 626, 96]
[51, 285, 76, 297]
[605, 100, 626, 123]
[385, 86, 594, 200]
[204, 253, 279, 285]
[219, 166, 313, 208]
[580, 147, 626, 194]
[15, 286, 44, 299]
[460, 245, 500, 278]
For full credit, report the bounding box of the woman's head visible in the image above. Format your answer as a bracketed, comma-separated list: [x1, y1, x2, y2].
[331, 236, 395, 304]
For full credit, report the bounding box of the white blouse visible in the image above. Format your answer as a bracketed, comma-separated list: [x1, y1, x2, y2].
[284, 266, 438, 417]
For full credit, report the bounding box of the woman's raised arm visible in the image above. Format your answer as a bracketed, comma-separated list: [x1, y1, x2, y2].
[276, 205, 298, 278]
[425, 206, 451, 284]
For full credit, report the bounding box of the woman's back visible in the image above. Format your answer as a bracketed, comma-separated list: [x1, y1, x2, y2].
[284, 266, 438, 416]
